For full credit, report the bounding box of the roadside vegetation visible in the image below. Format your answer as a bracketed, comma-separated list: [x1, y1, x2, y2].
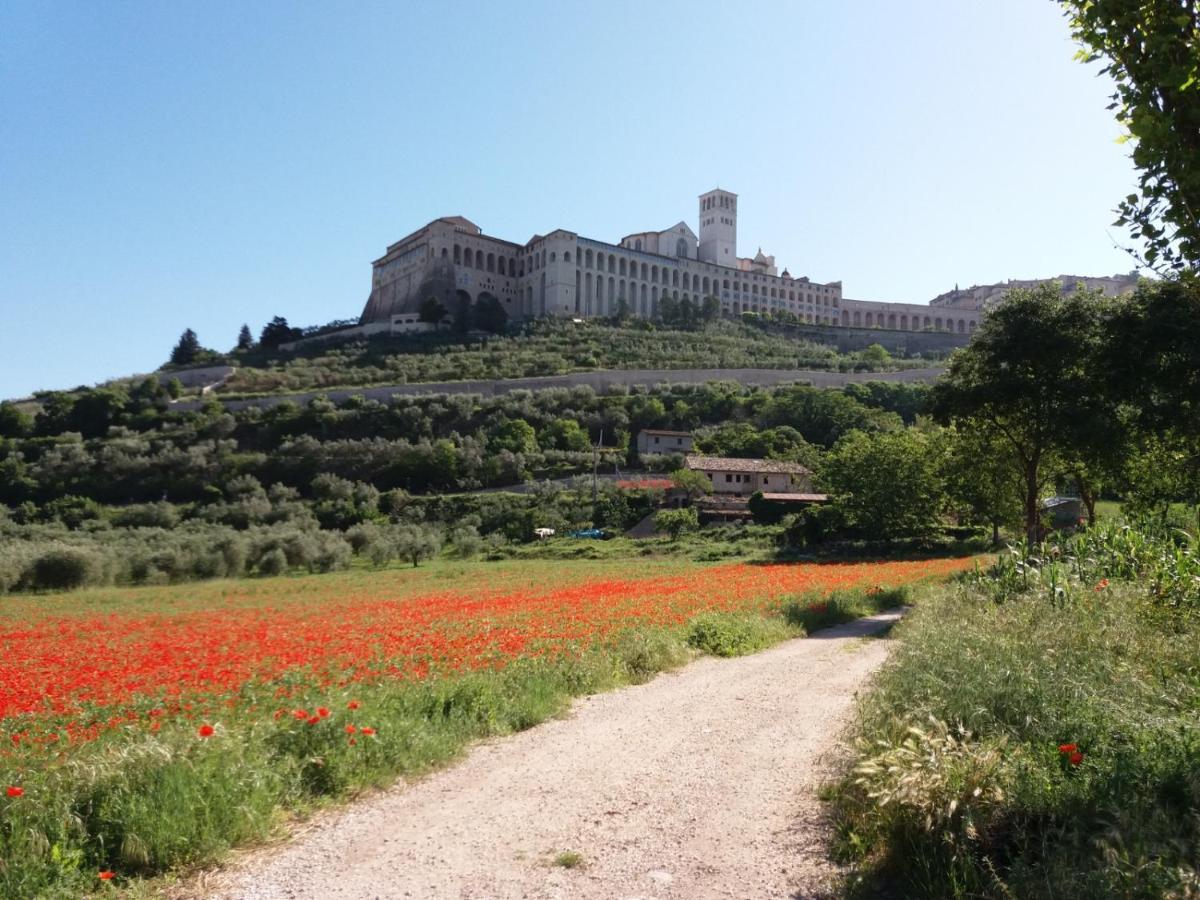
[828, 521, 1200, 897]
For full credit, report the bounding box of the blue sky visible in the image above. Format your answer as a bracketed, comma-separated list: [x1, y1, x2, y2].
[0, 1, 1138, 399]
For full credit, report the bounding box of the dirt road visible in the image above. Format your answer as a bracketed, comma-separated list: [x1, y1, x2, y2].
[207, 610, 902, 900]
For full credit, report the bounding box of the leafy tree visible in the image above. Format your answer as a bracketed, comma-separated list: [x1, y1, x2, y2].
[393, 523, 443, 567]
[419, 296, 448, 324]
[1100, 275, 1200, 438]
[0, 402, 32, 438]
[942, 421, 1023, 545]
[930, 284, 1112, 548]
[655, 506, 699, 539]
[670, 467, 711, 500]
[1060, 0, 1200, 270]
[259, 316, 299, 349]
[758, 384, 901, 447]
[491, 418, 538, 454]
[700, 295, 721, 322]
[471, 295, 508, 333]
[236, 324, 254, 350]
[821, 429, 946, 541]
[539, 418, 591, 452]
[165, 377, 184, 400]
[170, 328, 202, 365]
[67, 387, 129, 439]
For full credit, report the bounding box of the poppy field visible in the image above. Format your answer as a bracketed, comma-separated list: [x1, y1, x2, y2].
[0, 554, 975, 894]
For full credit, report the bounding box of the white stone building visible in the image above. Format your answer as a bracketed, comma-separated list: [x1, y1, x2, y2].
[359, 190, 985, 333]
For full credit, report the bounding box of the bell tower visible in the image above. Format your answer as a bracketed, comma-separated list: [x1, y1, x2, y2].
[698, 188, 737, 265]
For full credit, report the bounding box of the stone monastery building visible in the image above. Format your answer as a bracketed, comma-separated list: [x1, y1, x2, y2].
[360, 189, 986, 334]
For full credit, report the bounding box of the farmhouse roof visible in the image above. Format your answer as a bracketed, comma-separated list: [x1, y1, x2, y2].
[760, 493, 828, 502]
[685, 455, 811, 475]
[640, 428, 693, 437]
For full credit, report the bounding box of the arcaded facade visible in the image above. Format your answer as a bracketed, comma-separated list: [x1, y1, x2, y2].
[358, 190, 983, 335]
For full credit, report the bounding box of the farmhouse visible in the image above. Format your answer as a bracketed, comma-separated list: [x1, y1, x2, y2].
[685, 455, 812, 496]
[636, 429, 694, 455]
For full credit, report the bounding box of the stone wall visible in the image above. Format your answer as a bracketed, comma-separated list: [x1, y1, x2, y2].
[756, 320, 970, 356]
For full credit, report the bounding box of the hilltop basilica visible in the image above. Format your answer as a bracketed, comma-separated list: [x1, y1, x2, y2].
[358, 189, 1129, 338]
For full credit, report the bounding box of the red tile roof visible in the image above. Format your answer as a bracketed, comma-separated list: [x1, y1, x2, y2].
[685, 455, 811, 475]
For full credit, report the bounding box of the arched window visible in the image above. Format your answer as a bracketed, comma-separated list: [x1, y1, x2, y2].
[453, 244, 461, 264]
[564, 251, 571, 263]
[676, 237, 688, 258]
[440, 247, 448, 258]
[549, 252, 556, 264]
[635, 239, 642, 251]
[487, 252, 495, 273]
[585, 249, 593, 269]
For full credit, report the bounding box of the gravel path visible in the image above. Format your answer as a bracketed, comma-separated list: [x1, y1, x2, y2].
[204, 610, 903, 900]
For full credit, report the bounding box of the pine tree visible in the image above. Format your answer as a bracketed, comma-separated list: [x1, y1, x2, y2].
[236, 323, 254, 350]
[170, 328, 201, 366]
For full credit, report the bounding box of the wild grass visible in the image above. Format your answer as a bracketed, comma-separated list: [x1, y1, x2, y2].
[827, 523, 1200, 898]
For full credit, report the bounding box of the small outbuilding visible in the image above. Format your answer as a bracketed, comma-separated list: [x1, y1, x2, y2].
[636, 429, 695, 455]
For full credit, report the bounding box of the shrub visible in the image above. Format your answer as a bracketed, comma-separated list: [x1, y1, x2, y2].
[254, 547, 288, 576]
[27, 547, 101, 591]
[113, 503, 181, 529]
[655, 507, 699, 540]
[685, 611, 794, 657]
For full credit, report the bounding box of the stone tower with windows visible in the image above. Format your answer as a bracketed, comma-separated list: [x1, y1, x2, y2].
[698, 188, 737, 265]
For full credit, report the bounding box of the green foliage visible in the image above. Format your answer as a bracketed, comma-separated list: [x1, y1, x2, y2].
[539, 418, 591, 452]
[169, 328, 202, 366]
[470, 294, 508, 333]
[669, 467, 710, 500]
[931, 283, 1113, 547]
[218, 319, 914, 396]
[236, 323, 254, 350]
[0, 402, 33, 438]
[27, 547, 103, 591]
[392, 523, 443, 567]
[822, 429, 947, 541]
[829, 525, 1200, 897]
[694, 422, 821, 470]
[1061, 0, 1200, 271]
[418, 296, 448, 324]
[259, 316, 300, 349]
[655, 507, 698, 540]
[685, 611, 795, 657]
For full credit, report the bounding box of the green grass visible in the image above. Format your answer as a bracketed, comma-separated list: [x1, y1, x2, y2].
[552, 850, 586, 869]
[826, 534, 1200, 898]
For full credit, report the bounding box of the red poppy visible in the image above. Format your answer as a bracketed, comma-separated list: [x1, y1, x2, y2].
[307, 715, 320, 725]
[5, 786, 23, 798]
[1069, 751, 1084, 766]
[347, 700, 361, 710]
[1095, 579, 1110, 591]
[1057, 743, 1078, 754]
[316, 707, 330, 718]
[348, 737, 357, 746]
[345, 724, 356, 734]
[292, 709, 309, 720]
[197, 724, 214, 738]
[98, 871, 115, 881]
[360, 726, 376, 736]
